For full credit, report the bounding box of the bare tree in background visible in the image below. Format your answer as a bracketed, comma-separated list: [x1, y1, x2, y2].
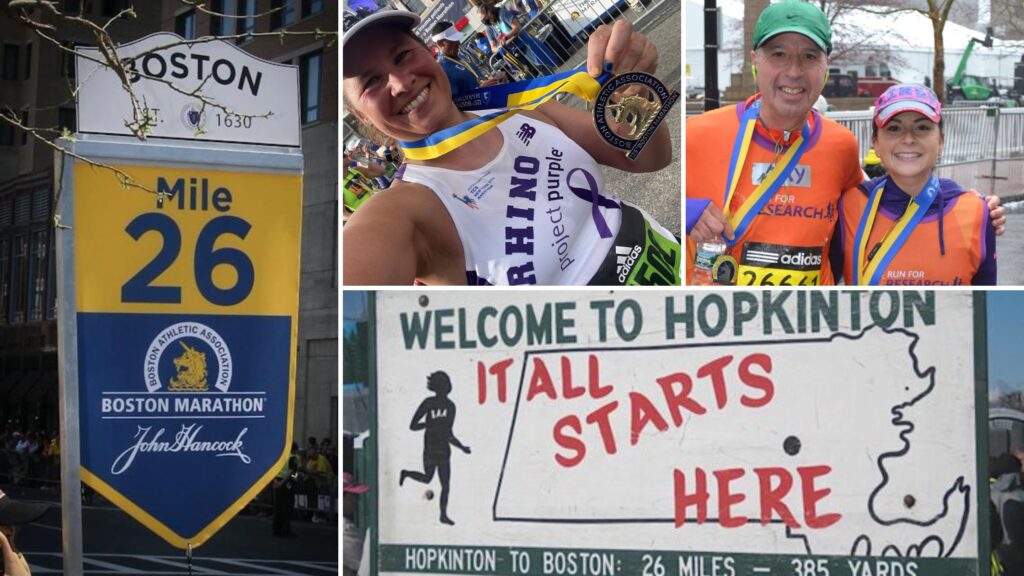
[816, 1, 914, 78]
[992, 0, 1024, 40]
[847, 0, 959, 102]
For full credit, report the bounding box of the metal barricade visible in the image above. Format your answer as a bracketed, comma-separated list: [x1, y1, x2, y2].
[466, 0, 675, 83]
[831, 106, 1024, 169]
[996, 108, 1024, 160]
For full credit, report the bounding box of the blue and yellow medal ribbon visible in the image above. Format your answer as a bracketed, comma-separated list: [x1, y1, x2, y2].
[722, 100, 811, 246]
[398, 66, 612, 161]
[852, 174, 939, 286]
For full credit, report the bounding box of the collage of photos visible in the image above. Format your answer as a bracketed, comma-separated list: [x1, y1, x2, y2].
[0, 0, 1021, 575]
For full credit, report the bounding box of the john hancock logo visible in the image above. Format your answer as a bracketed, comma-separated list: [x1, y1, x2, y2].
[104, 321, 252, 476]
[180, 104, 207, 133]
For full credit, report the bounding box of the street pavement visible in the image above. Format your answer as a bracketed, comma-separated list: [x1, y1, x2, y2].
[8, 485, 338, 575]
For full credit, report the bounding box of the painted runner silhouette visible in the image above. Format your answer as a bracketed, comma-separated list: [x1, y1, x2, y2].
[399, 371, 471, 525]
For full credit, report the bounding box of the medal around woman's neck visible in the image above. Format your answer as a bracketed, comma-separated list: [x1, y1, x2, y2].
[399, 65, 678, 162]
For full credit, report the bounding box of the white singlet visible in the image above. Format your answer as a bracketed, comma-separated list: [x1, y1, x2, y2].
[400, 113, 672, 285]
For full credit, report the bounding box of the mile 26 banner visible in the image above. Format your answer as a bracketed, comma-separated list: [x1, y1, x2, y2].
[374, 291, 987, 576]
[63, 34, 302, 548]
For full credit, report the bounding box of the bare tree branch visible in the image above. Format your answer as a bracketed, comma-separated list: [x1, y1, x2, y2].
[2, 0, 336, 212]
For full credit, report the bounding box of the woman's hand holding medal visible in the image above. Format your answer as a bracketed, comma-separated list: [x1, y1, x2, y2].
[584, 20, 679, 160]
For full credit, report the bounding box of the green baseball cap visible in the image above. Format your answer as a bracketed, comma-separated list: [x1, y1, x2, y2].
[753, 1, 832, 54]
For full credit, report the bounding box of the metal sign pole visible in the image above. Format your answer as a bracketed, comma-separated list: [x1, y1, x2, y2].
[54, 148, 84, 576]
[704, 0, 720, 111]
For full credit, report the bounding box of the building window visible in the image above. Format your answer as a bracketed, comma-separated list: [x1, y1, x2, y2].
[0, 238, 9, 324]
[237, 0, 256, 43]
[300, 50, 322, 124]
[211, 0, 235, 37]
[24, 42, 31, 80]
[270, 0, 296, 30]
[28, 229, 47, 322]
[0, 121, 13, 146]
[3, 44, 19, 81]
[175, 9, 196, 40]
[10, 234, 27, 324]
[58, 108, 76, 134]
[301, 0, 323, 18]
[46, 228, 56, 320]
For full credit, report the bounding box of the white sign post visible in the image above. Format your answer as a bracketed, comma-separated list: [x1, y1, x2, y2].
[372, 291, 986, 576]
[59, 32, 302, 576]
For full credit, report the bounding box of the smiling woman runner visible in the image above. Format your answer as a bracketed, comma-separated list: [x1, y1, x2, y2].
[835, 84, 996, 286]
[342, 8, 680, 286]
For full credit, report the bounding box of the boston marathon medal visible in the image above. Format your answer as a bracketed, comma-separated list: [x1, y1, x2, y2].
[592, 72, 679, 160]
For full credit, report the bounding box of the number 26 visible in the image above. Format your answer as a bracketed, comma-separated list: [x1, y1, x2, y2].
[121, 213, 255, 306]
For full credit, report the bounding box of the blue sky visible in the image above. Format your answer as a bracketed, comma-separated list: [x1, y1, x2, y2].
[343, 291, 368, 336]
[988, 291, 1024, 398]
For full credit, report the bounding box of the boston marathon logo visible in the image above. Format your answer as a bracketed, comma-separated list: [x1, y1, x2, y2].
[144, 321, 232, 393]
[100, 322, 262, 475]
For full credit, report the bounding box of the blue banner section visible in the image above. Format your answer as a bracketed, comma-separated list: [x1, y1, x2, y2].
[77, 312, 291, 540]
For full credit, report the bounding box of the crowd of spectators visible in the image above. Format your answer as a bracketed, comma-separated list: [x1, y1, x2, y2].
[0, 427, 59, 488]
[259, 435, 339, 536]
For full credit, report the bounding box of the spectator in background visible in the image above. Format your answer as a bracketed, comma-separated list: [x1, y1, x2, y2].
[992, 452, 1024, 547]
[478, 1, 558, 75]
[13, 434, 28, 486]
[473, 33, 492, 57]
[999, 499, 1024, 575]
[431, 21, 503, 95]
[25, 434, 41, 486]
[40, 434, 59, 489]
[270, 443, 302, 537]
[320, 438, 339, 474]
[305, 446, 335, 524]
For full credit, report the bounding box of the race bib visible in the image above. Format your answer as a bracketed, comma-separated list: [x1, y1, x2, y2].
[738, 242, 823, 286]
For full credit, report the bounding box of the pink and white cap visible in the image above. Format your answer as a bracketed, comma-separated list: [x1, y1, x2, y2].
[874, 84, 942, 127]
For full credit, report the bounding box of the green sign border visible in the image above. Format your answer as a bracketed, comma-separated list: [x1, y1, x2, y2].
[973, 292, 990, 576]
[369, 291, 989, 576]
